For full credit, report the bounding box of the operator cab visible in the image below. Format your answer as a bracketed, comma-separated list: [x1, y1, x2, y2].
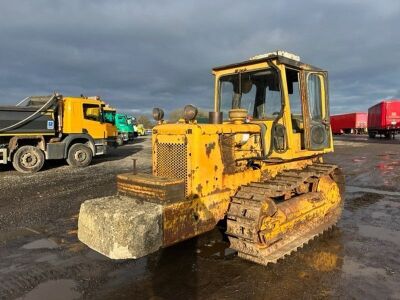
[212, 50, 331, 154]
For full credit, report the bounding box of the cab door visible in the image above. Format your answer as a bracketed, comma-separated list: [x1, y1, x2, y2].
[303, 72, 331, 150]
[81, 103, 104, 139]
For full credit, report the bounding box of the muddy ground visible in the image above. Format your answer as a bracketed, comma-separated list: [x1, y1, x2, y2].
[0, 135, 399, 299]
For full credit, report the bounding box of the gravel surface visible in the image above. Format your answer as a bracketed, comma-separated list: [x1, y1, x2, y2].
[0, 135, 399, 299]
[0, 137, 151, 230]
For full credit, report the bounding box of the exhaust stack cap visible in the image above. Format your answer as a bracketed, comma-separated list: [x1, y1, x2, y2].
[250, 50, 300, 62]
[229, 109, 247, 124]
[209, 111, 223, 124]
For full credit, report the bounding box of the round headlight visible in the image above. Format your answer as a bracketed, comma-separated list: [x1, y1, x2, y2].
[183, 104, 198, 122]
[152, 108, 164, 121]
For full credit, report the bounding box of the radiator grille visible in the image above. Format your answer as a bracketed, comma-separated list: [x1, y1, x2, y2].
[155, 142, 188, 195]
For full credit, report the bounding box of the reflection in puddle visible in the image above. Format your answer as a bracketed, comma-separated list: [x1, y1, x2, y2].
[22, 238, 59, 250]
[17, 279, 80, 300]
[358, 225, 400, 247]
[104, 256, 149, 290]
[345, 192, 382, 211]
[304, 250, 341, 272]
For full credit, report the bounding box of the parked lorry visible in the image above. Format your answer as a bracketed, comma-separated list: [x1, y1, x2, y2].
[102, 105, 118, 146]
[0, 94, 115, 173]
[126, 116, 138, 139]
[136, 123, 145, 136]
[115, 113, 134, 146]
[330, 112, 368, 134]
[368, 100, 400, 139]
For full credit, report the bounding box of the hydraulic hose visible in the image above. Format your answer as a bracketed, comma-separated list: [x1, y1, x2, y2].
[16, 96, 30, 106]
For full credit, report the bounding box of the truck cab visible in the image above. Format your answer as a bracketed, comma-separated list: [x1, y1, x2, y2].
[115, 114, 134, 145]
[102, 105, 118, 146]
[127, 116, 138, 138]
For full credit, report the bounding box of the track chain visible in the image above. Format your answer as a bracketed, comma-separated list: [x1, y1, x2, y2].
[226, 163, 341, 265]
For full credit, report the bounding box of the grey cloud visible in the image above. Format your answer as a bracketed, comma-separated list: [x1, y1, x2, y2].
[0, 0, 399, 115]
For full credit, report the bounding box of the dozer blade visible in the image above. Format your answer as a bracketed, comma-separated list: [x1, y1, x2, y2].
[226, 163, 344, 266]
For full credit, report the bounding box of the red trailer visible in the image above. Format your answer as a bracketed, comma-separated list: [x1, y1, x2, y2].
[330, 112, 368, 135]
[368, 100, 400, 139]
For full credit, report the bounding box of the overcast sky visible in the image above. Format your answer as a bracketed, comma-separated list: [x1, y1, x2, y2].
[0, 0, 399, 116]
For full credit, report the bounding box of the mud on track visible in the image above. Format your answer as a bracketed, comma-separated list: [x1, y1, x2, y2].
[0, 136, 399, 299]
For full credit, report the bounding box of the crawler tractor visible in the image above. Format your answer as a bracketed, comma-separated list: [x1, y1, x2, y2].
[78, 51, 344, 265]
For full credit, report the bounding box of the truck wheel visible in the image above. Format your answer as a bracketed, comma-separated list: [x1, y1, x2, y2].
[12, 146, 45, 173]
[116, 136, 124, 146]
[67, 143, 93, 168]
[368, 132, 376, 138]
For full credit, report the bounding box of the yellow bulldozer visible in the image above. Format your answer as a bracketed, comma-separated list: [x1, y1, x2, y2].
[78, 51, 344, 265]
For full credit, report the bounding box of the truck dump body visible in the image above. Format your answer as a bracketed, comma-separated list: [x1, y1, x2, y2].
[368, 100, 400, 130]
[330, 112, 368, 134]
[0, 106, 55, 135]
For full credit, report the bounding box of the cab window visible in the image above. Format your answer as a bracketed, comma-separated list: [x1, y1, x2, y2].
[307, 74, 324, 120]
[83, 104, 101, 121]
[286, 68, 302, 115]
[103, 111, 115, 124]
[219, 68, 282, 120]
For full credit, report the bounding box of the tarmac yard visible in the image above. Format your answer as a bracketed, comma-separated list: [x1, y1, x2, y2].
[0, 136, 399, 299]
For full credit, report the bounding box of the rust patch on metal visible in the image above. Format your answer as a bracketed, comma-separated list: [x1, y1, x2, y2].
[117, 173, 185, 204]
[196, 184, 203, 195]
[261, 169, 272, 181]
[220, 135, 236, 174]
[205, 142, 216, 157]
[163, 200, 216, 246]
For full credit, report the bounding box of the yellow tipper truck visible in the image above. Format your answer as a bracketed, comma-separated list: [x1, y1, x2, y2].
[78, 51, 344, 265]
[0, 94, 116, 173]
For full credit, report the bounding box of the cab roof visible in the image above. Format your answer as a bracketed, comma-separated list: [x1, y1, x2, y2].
[212, 52, 324, 72]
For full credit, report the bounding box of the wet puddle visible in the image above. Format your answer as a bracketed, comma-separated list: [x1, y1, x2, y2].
[343, 257, 387, 277]
[17, 279, 80, 300]
[376, 152, 398, 157]
[22, 238, 59, 250]
[358, 225, 400, 247]
[347, 186, 400, 197]
[344, 192, 382, 211]
[352, 157, 366, 163]
[0, 227, 39, 244]
[376, 162, 397, 171]
[196, 240, 236, 259]
[34, 253, 59, 263]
